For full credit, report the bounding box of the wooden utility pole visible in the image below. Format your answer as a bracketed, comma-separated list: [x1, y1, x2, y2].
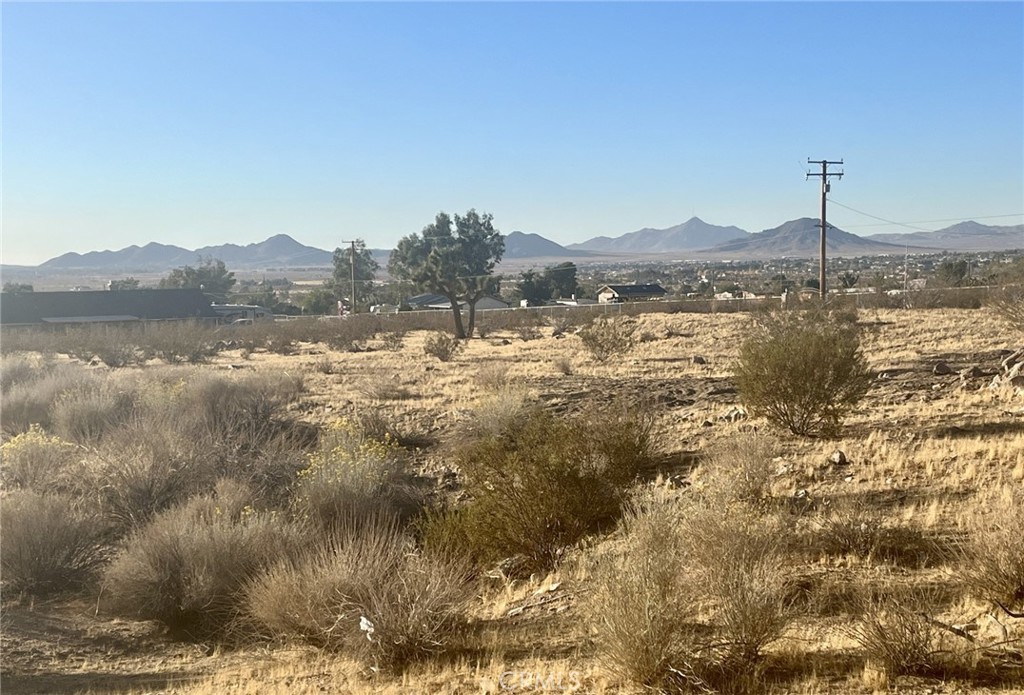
[806, 159, 844, 299]
[340, 240, 357, 314]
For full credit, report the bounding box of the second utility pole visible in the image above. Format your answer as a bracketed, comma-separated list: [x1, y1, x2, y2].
[340, 240, 357, 314]
[806, 159, 844, 299]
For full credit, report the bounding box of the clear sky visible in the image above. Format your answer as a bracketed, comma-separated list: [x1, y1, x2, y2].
[2, 1, 1022, 265]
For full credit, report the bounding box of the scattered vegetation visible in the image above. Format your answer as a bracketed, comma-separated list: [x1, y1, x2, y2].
[1, 305, 1021, 692]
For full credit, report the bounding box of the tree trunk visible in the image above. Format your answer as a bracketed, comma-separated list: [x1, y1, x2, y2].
[448, 296, 466, 339]
[466, 297, 478, 338]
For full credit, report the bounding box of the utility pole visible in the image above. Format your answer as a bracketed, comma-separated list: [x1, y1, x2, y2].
[340, 240, 357, 314]
[806, 159, 844, 299]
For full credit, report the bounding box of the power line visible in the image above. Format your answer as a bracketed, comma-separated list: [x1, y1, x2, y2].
[827, 205, 1023, 230]
[826, 198, 936, 233]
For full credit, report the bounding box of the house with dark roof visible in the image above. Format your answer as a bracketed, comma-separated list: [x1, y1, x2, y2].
[596, 284, 668, 303]
[0, 289, 220, 326]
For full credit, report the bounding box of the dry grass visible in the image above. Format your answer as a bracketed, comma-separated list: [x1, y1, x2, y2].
[2, 306, 1023, 694]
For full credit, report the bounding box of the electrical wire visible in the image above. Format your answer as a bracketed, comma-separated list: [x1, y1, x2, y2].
[827, 197, 1019, 235]
[836, 213, 1024, 229]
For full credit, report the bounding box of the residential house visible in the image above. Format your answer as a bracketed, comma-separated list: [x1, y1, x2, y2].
[596, 284, 668, 303]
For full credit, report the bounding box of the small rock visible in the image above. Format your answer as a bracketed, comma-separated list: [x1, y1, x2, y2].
[719, 406, 747, 423]
[794, 489, 810, 500]
[933, 361, 953, 375]
[829, 449, 848, 466]
[701, 419, 714, 428]
[692, 355, 707, 365]
[501, 339, 511, 346]
[959, 365, 984, 379]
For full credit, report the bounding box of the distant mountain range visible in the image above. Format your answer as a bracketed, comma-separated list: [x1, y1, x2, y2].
[567, 217, 748, 252]
[702, 218, 918, 259]
[21, 218, 1022, 272]
[503, 231, 587, 259]
[863, 221, 1024, 252]
[40, 234, 335, 271]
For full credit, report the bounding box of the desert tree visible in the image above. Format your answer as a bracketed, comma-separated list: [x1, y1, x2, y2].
[545, 261, 579, 299]
[159, 257, 236, 301]
[388, 210, 504, 339]
[515, 269, 551, 305]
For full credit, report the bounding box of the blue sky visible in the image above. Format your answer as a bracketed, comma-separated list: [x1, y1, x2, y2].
[2, 2, 1022, 265]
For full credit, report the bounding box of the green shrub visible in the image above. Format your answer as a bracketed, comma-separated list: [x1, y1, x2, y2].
[577, 317, 636, 362]
[101, 484, 306, 640]
[423, 331, 463, 362]
[246, 516, 471, 671]
[735, 309, 871, 436]
[450, 408, 653, 575]
[1, 490, 109, 597]
[293, 419, 420, 529]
